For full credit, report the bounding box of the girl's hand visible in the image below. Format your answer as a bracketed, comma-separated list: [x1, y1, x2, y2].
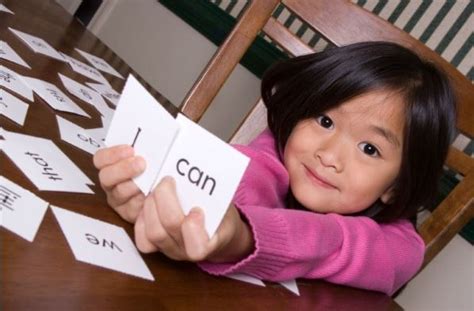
[134, 176, 254, 262]
[93, 145, 146, 223]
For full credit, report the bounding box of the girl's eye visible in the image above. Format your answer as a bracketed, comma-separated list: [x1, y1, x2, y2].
[316, 115, 334, 129]
[358, 143, 380, 157]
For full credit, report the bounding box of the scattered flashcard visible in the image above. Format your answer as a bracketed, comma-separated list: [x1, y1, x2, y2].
[2, 128, 94, 193]
[75, 48, 124, 79]
[0, 176, 48, 242]
[86, 82, 120, 106]
[21, 76, 89, 117]
[105, 75, 179, 194]
[58, 73, 114, 120]
[0, 65, 34, 101]
[152, 114, 249, 238]
[0, 41, 30, 68]
[0, 89, 29, 126]
[56, 115, 104, 155]
[9, 27, 65, 62]
[226, 274, 266, 287]
[60, 53, 110, 86]
[279, 279, 300, 296]
[0, 4, 14, 14]
[51, 206, 154, 281]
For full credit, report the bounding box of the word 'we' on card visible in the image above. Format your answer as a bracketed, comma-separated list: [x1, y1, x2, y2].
[51, 206, 154, 281]
[105, 75, 249, 237]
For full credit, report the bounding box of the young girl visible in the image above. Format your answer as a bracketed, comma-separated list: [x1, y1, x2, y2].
[93, 42, 456, 295]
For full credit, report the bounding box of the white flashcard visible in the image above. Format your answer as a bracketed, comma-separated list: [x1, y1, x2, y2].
[51, 206, 154, 281]
[279, 279, 300, 296]
[86, 127, 107, 144]
[75, 48, 124, 79]
[0, 4, 14, 14]
[58, 73, 114, 119]
[0, 176, 48, 242]
[21, 76, 89, 117]
[8, 28, 65, 62]
[86, 82, 120, 106]
[60, 53, 110, 86]
[226, 274, 266, 287]
[0, 89, 29, 126]
[2, 129, 94, 193]
[56, 115, 104, 155]
[153, 114, 249, 238]
[0, 65, 34, 101]
[105, 75, 179, 194]
[0, 41, 30, 69]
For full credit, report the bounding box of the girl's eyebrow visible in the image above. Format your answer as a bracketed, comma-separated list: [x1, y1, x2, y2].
[370, 125, 401, 147]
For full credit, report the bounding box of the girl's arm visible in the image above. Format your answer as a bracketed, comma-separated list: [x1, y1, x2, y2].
[199, 130, 425, 295]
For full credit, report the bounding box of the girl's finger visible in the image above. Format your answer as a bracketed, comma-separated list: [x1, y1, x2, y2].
[153, 177, 185, 246]
[142, 195, 184, 260]
[93, 145, 134, 169]
[134, 210, 159, 253]
[112, 192, 146, 223]
[108, 180, 142, 207]
[181, 207, 214, 262]
[99, 156, 145, 191]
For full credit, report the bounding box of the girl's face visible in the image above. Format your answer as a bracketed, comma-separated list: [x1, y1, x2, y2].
[283, 90, 405, 214]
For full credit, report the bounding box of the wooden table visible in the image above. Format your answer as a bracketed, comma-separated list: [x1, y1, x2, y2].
[0, 1, 402, 310]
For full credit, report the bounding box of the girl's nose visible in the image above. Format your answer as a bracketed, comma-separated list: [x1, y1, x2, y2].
[314, 137, 343, 172]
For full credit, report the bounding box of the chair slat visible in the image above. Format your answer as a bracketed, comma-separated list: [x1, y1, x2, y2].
[263, 18, 314, 57]
[446, 147, 474, 176]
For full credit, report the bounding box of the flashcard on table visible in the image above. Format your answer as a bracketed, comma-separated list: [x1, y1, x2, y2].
[58, 73, 114, 120]
[75, 48, 124, 79]
[86, 82, 120, 106]
[152, 114, 249, 237]
[279, 280, 300, 296]
[0, 4, 14, 14]
[0, 176, 48, 242]
[226, 274, 266, 287]
[0, 41, 30, 69]
[8, 28, 65, 62]
[60, 53, 110, 86]
[0, 65, 34, 101]
[51, 206, 154, 281]
[56, 115, 104, 155]
[1, 128, 94, 193]
[21, 76, 89, 117]
[0, 89, 29, 126]
[105, 75, 179, 194]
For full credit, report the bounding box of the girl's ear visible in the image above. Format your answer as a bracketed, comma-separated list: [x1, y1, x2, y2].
[380, 186, 395, 204]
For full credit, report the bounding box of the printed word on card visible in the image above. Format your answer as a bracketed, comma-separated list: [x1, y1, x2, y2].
[56, 115, 104, 155]
[60, 53, 110, 86]
[0, 41, 30, 68]
[9, 27, 65, 62]
[75, 48, 124, 79]
[58, 73, 114, 121]
[0, 176, 48, 242]
[86, 82, 120, 106]
[2, 128, 94, 193]
[105, 75, 249, 237]
[105, 75, 179, 194]
[153, 114, 250, 237]
[0, 65, 34, 101]
[51, 206, 154, 281]
[21, 76, 89, 117]
[0, 89, 29, 126]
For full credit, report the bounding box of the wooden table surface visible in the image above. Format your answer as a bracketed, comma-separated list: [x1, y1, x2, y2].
[0, 1, 402, 310]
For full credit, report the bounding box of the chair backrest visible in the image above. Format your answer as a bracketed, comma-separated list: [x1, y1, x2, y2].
[180, 0, 474, 271]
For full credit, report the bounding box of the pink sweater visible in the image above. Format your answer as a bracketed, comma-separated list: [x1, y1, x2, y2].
[200, 129, 424, 295]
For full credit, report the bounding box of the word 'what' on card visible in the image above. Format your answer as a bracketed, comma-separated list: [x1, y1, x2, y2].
[105, 75, 249, 237]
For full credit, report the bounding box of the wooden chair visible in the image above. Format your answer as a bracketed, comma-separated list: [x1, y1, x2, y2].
[179, 0, 474, 271]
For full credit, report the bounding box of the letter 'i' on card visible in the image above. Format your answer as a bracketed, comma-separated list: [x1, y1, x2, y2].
[51, 206, 154, 281]
[0, 176, 48, 242]
[105, 75, 179, 195]
[153, 114, 250, 238]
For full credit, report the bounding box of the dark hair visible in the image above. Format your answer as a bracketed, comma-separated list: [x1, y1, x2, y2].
[261, 41, 457, 223]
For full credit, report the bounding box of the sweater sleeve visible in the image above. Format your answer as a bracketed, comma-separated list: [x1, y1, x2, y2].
[199, 129, 425, 295]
